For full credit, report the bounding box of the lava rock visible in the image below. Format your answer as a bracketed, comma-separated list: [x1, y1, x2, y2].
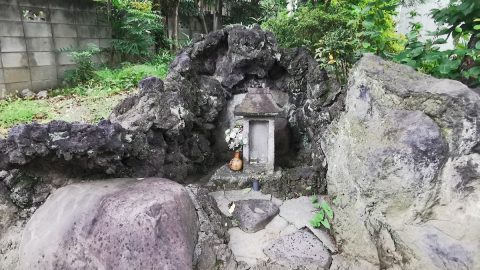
[19, 178, 198, 270]
[110, 25, 341, 183]
[263, 229, 332, 269]
[232, 199, 280, 233]
[1, 26, 340, 209]
[186, 185, 244, 270]
[0, 181, 18, 237]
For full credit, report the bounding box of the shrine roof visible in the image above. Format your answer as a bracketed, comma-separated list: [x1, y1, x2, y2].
[234, 88, 282, 117]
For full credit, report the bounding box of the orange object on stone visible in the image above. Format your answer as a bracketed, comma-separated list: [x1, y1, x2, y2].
[229, 151, 243, 171]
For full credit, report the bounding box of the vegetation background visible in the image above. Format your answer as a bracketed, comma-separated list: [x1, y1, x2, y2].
[0, 0, 478, 137]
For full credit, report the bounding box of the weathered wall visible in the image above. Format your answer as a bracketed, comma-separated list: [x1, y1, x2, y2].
[0, 0, 111, 97]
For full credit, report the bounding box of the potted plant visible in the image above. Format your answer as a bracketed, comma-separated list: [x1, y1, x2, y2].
[225, 123, 248, 171]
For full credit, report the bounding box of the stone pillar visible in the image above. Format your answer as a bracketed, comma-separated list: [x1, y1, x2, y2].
[242, 118, 250, 163]
[267, 118, 275, 172]
[242, 117, 275, 173]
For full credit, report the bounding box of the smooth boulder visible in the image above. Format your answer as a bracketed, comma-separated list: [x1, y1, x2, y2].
[19, 178, 198, 270]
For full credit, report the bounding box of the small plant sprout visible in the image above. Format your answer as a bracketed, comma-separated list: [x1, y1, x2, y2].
[310, 196, 334, 230]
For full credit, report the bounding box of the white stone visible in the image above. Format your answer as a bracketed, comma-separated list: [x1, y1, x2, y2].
[35, 90, 48, 99]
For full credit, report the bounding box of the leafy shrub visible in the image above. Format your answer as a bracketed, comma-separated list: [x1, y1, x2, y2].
[264, 0, 403, 85]
[393, 0, 480, 87]
[53, 51, 173, 97]
[97, 0, 167, 61]
[263, 4, 351, 52]
[63, 44, 101, 85]
[310, 196, 334, 230]
[348, 0, 404, 56]
[315, 28, 359, 85]
[223, 1, 264, 26]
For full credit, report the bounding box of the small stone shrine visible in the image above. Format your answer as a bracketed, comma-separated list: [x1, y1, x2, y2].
[234, 88, 281, 173]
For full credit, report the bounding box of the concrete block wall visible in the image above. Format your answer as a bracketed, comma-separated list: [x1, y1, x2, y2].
[0, 0, 111, 97]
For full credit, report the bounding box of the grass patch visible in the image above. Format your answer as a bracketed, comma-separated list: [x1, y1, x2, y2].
[52, 54, 172, 97]
[0, 99, 49, 128]
[0, 53, 173, 136]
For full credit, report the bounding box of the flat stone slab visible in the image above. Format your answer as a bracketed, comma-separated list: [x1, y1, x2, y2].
[208, 164, 282, 190]
[279, 196, 316, 228]
[213, 190, 336, 267]
[264, 229, 332, 269]
[210, 189, 282, 217]
[279, 196, 337, 253]
[228, 215, 296, 266]
[232, 199, 280, 233]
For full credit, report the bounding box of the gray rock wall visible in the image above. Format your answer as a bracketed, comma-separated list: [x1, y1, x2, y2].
[323, 54, 480, 269]
[110, 24, 344, 190]
[0, 0, 111, 97]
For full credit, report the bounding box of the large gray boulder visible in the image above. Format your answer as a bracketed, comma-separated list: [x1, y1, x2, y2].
[323, 55, 480, 269]
[18, 178, 198, 270]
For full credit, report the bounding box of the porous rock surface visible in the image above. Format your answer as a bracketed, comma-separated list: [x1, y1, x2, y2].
[110, 24, 342, 193]
[186, 184, 248, 270]
[19, 178, 198, 270]
[323, 54, 480, 269]
[263, 229, 332, 269]
[0, 25, 340, 211]
[232, 199, 280, 233]
[0, 120, 153, 209]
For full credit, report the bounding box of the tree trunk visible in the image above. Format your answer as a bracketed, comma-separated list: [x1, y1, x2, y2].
[460, 33, 479, 87]
[172, 0, 180, 51]
[213, 13, 218, 32]
[198, 13, 208, 34]
[197, 0, 209, 34]
[152, 0, 168, 53]
[213, 0, 221, 31]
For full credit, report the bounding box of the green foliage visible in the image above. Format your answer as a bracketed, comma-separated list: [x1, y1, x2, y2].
[223, 1, 264, 25]
[310, 196, 334, 230]
[431, 0, 480, 40]
[224, 0, 286, 25]
[393, 3, 480, 87]
[263, 5, 350, 52]
[0, 99, 49, 128]
[53, 51, 173, 97]
[348, 0, 404, 56]
[63, 44, 101, 85]
[315, 28, 359, 85]
[264, 0, 402, 85]
[97, 0, 167, 61]
[259, 0, 288, 23]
